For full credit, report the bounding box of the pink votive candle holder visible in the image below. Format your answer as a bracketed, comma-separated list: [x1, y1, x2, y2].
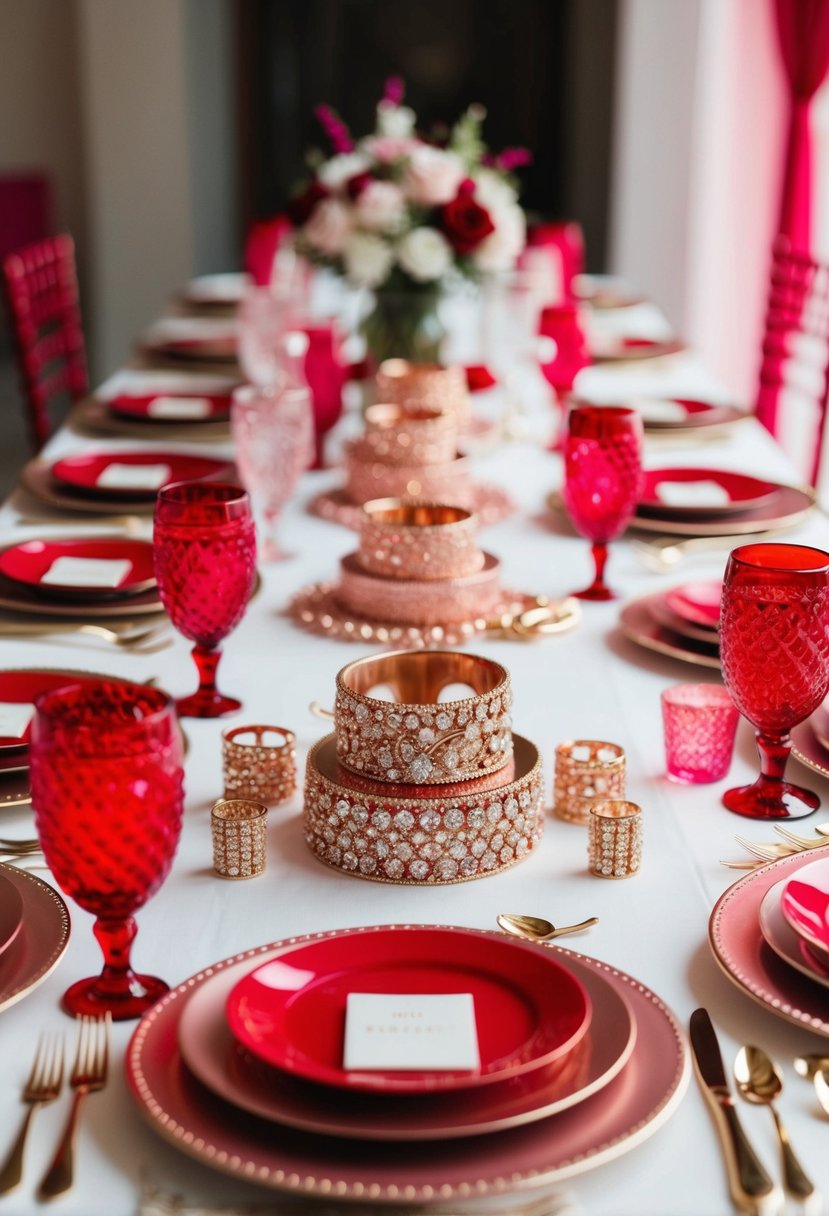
[661, 683, 739, 784]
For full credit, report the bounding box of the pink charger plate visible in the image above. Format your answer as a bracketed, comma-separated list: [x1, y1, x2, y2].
[179, 944, 635, 1141]
[50, 451, 231, 500]
[710, 852, 829, 1037]
[225, 926, 591, 1094]
[126, 926, 689, 1203]
[0, 864, 70, 1014]
[780, 856, 829, 962]
[0, 871, 23, 960]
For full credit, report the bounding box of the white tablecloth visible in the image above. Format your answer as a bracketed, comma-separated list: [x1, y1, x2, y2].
[0, 335, 827, 1216]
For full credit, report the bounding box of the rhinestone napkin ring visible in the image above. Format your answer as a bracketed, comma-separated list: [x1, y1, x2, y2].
[304, 733, 542, 884]
[211, 798, 267, 879]
[553, 739, 626, 825]
[358, 500, 484, 581]
[335, 651, 513, 784]
[363, 403, 457, 467]
[588, 799, 642, 878]
[222, 724, 297, 805]
[375, 359, 470, 425]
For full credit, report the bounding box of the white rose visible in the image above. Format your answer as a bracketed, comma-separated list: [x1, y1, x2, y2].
[473, 168, 518, 216]
[397, 227, 453, 283]
[303, 198, 352, 257]
[404, 146, 465, 206]
[355, 181, 406, 233]
[318, 152, 371, 192]
[473, 203, 526, 273]
[343, 231, 394, 288]
[376, 101, 416, 139]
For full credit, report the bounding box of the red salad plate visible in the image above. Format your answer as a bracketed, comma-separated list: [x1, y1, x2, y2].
[0, 871, 23, 960]
[0, 538, 156, 599]
[179, 943, 634, 1141]
[639, 468, 777, 518]
[664, 581, 721, 630]
[635, 397, 745, 430]
[759, 878, 829, 991]
[226, 926, 591, 1094]
[108, 392, 232, 423]
[780, 857, 829, 961]
[0, 668, 113, 750]
[50, 451, 231, 500]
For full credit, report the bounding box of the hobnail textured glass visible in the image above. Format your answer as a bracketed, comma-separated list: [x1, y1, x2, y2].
[30, 679, 184, 1019]
[563, 405, 643, 600]
[719, 543, 829, 819]
[154, 481, 257, 718]
[661, 684, 739, 784]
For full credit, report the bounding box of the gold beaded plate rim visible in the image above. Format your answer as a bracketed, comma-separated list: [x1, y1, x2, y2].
[125, 924, 690, 1202]
[308, 484, 515, 531]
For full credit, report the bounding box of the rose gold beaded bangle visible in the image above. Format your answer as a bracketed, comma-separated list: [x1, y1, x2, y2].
[553, 740, 627, 825]
[375, 359, 471, 425]
[343, 441, 472, 507]
[336, 551, 504, 627]
[222, 725, 297, 805]
[304, 733, 542, 884]
[335, 650, 512, 784]
[363, 403, 457, 466]
[358, 499, 484, 581]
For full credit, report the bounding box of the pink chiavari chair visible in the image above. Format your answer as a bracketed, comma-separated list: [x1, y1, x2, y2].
[756, 237, 829, 488]
[3, 234, 88, 452]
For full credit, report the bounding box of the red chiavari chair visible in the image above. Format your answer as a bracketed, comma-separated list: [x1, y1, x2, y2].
[2, 233, 88, 452]
[756, 237, 829, 488]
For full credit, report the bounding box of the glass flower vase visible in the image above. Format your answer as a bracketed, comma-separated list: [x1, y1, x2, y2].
[361, 284, 446, 367]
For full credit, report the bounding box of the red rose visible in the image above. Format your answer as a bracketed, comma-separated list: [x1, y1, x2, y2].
[345, 171, 373, 200]
[440, 185, 495, 255]
[288, 179, 329, 226]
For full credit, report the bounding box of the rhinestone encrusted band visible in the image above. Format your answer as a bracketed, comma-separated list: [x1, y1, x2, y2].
[335, 651, 513, 784]
[304, 733, 542, 884]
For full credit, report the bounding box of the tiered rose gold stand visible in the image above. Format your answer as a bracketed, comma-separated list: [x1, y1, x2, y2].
[309, 388, 513, 529]
[290, 498, 530, 646]
[303, 652, 544, 884]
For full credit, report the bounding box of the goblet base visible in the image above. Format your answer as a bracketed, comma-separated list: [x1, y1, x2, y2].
[175, 690, 242, 719]
[722, 778, 820, 820]
[62, 972, 170, 1021]
[572, 584, 615, 602]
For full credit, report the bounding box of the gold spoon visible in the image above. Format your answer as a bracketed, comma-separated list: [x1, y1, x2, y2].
[496, 913, 599, 943]
[815, 1069, 829, 1119]
[734, 1045, 817, 1206]
[795, 1054, 829, 1080]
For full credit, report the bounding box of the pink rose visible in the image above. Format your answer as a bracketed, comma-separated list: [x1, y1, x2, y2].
[362, 135, 421, 164]
[303, 198, 352, 256]
[404, 146, 465, 206]
[355, 180, 405, 232]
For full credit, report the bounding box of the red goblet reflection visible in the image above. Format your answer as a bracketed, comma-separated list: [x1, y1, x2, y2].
[153, 482, 257, 718]
[30, 680, 184, 1019]
[719, 543, 829, 820]
[562, 405, 643, 600]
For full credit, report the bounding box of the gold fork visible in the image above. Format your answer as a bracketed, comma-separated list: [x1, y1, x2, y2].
[0, 621, 171, 652]
[0, 1033, 64, 1194]
[38, 1014, 110, 1200]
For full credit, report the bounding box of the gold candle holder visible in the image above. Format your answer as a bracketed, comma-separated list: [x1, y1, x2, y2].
[358, 499, 484, 581]
[363, 403, 457, 466]
[375, 359, 470, 425]
[553, 740, 626, 824]
[587, 800, 642, 879]
[222, 725, 297, 805]
[211, 798, 268, 880]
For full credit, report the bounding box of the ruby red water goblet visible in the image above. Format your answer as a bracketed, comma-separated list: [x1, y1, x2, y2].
[153, 481, 257, 717]
[538, 304, 589, 449]
[30, 679, 185, 1019]
[562, 405, 643, 600]
[719, 542, 829, 819]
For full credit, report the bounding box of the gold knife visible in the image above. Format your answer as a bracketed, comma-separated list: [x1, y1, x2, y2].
[689, 1009, 780, 1213]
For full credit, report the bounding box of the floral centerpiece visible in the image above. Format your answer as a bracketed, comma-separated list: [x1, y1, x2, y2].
[290, 78, 530, 365]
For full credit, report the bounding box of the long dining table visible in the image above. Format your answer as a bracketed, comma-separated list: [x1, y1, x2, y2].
[0, 287, 828, 1216]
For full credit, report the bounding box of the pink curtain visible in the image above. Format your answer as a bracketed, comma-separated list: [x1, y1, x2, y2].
[774, 0, 829, 249]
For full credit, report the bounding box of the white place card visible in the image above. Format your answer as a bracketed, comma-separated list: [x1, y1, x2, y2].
[633, 397, 687, 424]
[147, 396, 212, 419]
[0, 702, 34, 738]
[41, 557, 133, 588]
[656, 479, 731, 508]
[343, 993, 480, 1072]
[96, 462, 172, 490]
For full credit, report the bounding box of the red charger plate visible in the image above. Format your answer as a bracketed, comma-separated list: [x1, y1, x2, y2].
[639, 468, 777, 517]
[107, 392, 232, 422]
[0, 668, 114, 750]
[50, 451, 231, 499]
[0, 539, 156, 599]
[226, 926, 591, 1094]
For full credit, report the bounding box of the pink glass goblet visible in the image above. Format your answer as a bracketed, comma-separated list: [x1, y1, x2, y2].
[562, 405, 643, 601]
[30, 679, 184, 1019]
[719, 542, 829, 820]
[153, 481, 257, 718]
[539, 304, 589, 448]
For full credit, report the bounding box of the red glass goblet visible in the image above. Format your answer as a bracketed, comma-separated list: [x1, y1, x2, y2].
[562, 405, 643, 600]
[153, 481, 257, 717]
[538, 304, 589, 448]
[719, 542, 829, 820]
[30, 680, 184, 1019]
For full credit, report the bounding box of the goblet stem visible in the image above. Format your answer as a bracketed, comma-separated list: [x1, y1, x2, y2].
[722, 728, 820, 820]
[573, 541, 615, 601]
[260, 508, 291, 562]
[547, 388, 564, 452]
[62, 916, 169, 1020]
[176, 643, 241, 719]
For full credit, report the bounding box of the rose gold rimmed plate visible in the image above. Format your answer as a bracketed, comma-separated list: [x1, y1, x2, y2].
[630, 483, 816, 537]
[618, 594, 720, 669]
[759, 877, 829, 991]
[710, 852, 829, 1037]
[791, 716, 829, 780]
[309, 484, 515, 531]
[0, 538, 164, 618]
[648, 595, 720, 646]
[0, 864, 70, 1013]
[127, 925, 688, 1203]
[0, 870, 23, 959]
[178, 942, 635, 1139]
[70, 396, 231, 444]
